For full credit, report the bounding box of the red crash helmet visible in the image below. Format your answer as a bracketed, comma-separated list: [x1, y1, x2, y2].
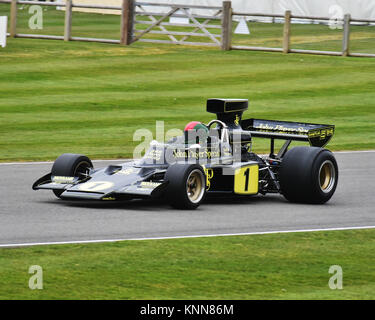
[184, 121, 209, 133]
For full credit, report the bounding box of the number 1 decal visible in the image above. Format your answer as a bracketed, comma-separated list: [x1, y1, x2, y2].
[78, 181, 114, 192]
[234, 165, 259, 195]
[244, 168, 250, 192]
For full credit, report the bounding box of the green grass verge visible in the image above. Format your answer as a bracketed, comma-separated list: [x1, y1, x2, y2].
[0, 6, 374, 161]
[0, 229, 374, 300]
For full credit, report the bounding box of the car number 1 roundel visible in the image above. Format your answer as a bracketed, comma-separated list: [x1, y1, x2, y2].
[234, 164, 259, 195]
[78, 181, 114, 192]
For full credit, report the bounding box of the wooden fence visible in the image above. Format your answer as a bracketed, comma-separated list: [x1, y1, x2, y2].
[0, 0, 226, 47]
[132, 1, 224, 47]
[231, 9, 375, 58]
[0, 0, 374, 58]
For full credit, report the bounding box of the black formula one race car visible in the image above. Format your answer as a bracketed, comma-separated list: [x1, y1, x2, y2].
[33, 99, 338, 209]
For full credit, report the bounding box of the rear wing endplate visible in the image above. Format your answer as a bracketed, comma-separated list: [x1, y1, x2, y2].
[241, 118, 335, 148]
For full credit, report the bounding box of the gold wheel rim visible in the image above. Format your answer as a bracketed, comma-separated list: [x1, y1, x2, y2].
[186, 170, 204, 203]
[319, 160, 335, 193]
[74, 161, 92, 178]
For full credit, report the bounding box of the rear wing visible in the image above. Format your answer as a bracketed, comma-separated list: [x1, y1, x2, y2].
[241, 118, 335, 148]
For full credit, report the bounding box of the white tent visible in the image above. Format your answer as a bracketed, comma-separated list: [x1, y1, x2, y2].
[158, 0, 375, 20]
[62, 0, 375, 21]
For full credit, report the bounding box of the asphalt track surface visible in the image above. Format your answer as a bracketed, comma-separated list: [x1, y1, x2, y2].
[0, 151, 374, 247]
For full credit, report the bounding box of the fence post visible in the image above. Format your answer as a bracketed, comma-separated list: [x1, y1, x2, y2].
[10, 0, 17, 38]
[121, 0, 135, 45]
[221, 1, 232, 51]
[283, 10, 291, 53]
[64, 0, 72, 41]
[342, 14, 350, 56]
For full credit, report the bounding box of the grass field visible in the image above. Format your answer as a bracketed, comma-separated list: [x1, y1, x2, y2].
[0, 229, 374, 300]
[0, 5, 374, 161]
[0, 6, 374, 301]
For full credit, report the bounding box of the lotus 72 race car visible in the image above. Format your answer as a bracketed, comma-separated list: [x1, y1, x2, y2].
[33, 99, 338, 209]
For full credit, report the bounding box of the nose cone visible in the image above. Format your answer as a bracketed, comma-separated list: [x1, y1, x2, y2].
[65, 166, 143, 196]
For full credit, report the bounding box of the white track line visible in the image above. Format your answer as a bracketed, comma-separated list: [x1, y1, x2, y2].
[0, 150, 374, 166]
[1, 225, 375, 248]
[0, 159, 128, 166]
[334, 150, 375, 154]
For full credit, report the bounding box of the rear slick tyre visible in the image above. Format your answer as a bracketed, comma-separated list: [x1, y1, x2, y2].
[279, 146, 338, 204]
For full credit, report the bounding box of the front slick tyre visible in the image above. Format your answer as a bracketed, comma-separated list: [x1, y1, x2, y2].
[51, 153, 93, 199]
[165, 164, 206, 210]
[279, 146, 338, 204]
